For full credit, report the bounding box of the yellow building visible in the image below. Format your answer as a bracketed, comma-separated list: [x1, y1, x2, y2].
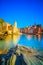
[2, 22, 7, 32]
[6, 23, 13, 34]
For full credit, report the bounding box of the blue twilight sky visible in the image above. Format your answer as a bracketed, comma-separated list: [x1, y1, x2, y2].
[0, 0, 43, 28]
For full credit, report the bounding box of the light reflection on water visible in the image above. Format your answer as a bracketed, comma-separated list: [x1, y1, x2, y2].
[0, 34, 20, 50]
[0, 34, 43, 51]
[18, 34, 43, 51]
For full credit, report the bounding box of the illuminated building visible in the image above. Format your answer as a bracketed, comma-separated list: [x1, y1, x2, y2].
[6, 23, 12, 34]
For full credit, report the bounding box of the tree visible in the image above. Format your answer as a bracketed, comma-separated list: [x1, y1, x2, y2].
[0, 19, 4, 23]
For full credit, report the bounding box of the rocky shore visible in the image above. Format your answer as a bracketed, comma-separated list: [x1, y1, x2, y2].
[0, 45, 43, 65]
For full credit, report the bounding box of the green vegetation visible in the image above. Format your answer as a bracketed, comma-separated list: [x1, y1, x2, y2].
[0, 19, 4, 23]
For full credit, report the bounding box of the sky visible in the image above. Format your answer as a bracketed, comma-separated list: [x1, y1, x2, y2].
[0, 0, 43, 28]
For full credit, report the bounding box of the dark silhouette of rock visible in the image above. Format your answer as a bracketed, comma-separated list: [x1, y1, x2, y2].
[15, 53, 27, 65]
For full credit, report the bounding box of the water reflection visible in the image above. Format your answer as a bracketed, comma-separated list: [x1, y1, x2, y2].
[13, 34, 20, 46]
[0, 34, 20, 54]
[26, 35, 32, 40]
[33, 35, 38, 40]
[26, 34, 41, 41]
[38, 34, 41, 41]
[5, 34, 20, 48]
[0, 40, 6, 54]
[0, 34, 43, 54]
[5, 35, 12, 49]
[18, 34, 43, 51]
